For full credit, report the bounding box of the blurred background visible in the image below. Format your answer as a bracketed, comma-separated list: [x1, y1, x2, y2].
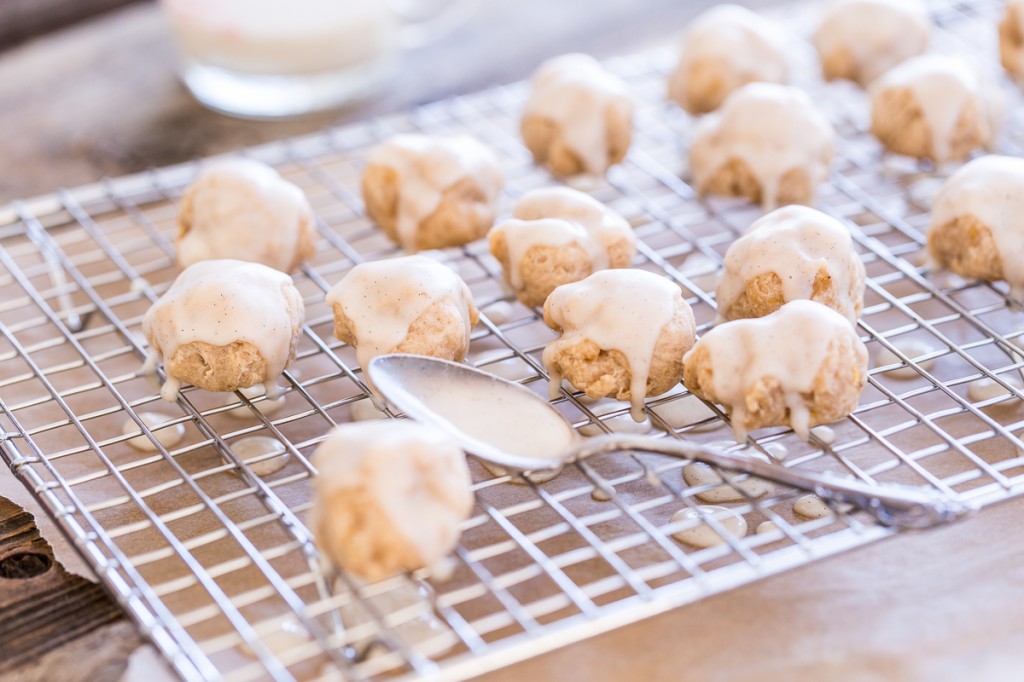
[0, 0, 762, 202]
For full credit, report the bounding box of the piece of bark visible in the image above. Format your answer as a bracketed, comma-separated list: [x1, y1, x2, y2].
[0, 496, 141, 681]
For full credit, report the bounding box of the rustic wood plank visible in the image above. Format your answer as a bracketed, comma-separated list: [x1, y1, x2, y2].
[0, 496, 141, 680]
[0, 0, 142, 49]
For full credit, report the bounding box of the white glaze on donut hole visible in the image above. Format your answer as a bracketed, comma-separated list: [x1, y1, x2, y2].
[522, 53, 634, 177]
[669, 506, 748, 547]
[683, 300, 869, 442]
[141, 259, 305, 403]
[813, 0, 931, 87]
[668, 4, 790, 114]
[309, 421, 473, 581]
[362, 134, 504, 252]
[869, 55, 1003, 163]
[927, 155, 1024, 303]
[715, 205, 866, 324]
[543, 269, 697, 423]
[488, 186, 637, 308]
[175, 158, 316, 274]
[690, 83, 836, 210]
[325, 255, 479, 374]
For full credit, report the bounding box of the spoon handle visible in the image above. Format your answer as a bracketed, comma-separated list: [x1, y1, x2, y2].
[570, 434, 974, 530]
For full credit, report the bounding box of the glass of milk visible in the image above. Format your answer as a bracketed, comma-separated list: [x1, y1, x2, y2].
[160, 0, 475, 118]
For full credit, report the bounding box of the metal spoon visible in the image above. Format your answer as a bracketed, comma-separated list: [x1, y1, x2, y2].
[367, 354, 973, 530]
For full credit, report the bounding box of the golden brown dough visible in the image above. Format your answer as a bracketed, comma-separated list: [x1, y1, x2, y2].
[812, 0, 931, 87]
[870, 86, 988, 163]
[363, 168, 497, 251]
[926, 154, 1024, 302]
[521, 106, 632, 177]
[697, 159, 812, 209]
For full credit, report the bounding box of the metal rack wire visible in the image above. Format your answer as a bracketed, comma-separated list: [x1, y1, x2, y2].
[3, 0, 1024, 679]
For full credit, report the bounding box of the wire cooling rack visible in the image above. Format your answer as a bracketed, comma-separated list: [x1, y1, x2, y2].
[4, 0, 1024, 679]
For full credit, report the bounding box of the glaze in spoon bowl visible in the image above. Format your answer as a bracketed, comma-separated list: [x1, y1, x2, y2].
[368, 354, 974, 530]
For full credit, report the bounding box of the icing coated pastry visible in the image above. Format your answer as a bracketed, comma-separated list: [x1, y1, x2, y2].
[668, 4, 789, 114]
[683, 300, 868, 441]
[716, 205, 866, 324]
[310, 421, 473, 581]
[142, 259, 304, 402]
[1000, 0, 1024, 78]
[521, 53, 634, 177]
[813, 0, 931, 86]
[690, 83, 835, 209]
[488, 187, 636, 307]
[362, 134, 504, 251]
[325, 255, 479, 371]
[176, 159, 316, 273]
[543, 269, 697, 422]
[869, 55, 1002, 163]
[928, 155, 1024, 303]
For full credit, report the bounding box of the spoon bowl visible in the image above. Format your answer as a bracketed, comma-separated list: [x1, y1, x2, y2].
[368, 353, 577, 472]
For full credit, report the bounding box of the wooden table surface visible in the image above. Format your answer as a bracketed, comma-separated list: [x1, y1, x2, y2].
[2, 2, 1024, 681]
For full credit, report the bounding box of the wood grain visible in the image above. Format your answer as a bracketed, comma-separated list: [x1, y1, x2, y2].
[0, 497, 141, 681]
